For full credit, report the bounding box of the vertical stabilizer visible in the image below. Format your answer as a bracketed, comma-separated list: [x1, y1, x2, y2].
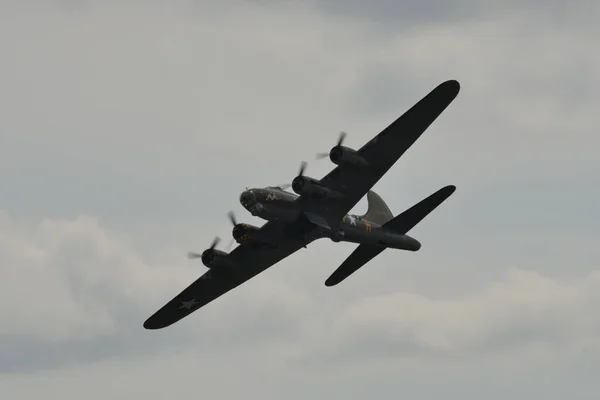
[361, 190, 394, 225]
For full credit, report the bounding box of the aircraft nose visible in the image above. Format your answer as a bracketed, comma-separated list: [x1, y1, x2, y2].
[240, 190, 256, 208]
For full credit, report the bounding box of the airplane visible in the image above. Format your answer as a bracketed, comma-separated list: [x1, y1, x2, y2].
[143, 79, 460, 330]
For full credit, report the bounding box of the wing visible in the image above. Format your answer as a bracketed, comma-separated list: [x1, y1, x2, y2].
[301, 79, 460, 229]
[143, 222, 310, 330]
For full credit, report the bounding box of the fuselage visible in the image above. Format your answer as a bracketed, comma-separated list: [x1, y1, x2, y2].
[239, 187, 421, 251]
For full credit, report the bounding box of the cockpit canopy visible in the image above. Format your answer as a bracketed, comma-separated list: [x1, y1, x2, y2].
[265, 185, 288, 192]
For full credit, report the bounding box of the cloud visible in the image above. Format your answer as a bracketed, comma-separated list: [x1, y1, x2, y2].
[2, 209, 600, 377]
[2, 0, 598, 231]
[287, 269, 600, 375]
[0, 209, 323, 372]
[0, 211, 173, 371]
[343, 267, 600, 352]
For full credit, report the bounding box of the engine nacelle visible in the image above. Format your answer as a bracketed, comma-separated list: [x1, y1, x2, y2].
[232, 223, 262, 244]
[201, 249, 232, 269]
[292, 176, 344, 199]
[329, 146, 368, 167]
[292, 175, 324, 197]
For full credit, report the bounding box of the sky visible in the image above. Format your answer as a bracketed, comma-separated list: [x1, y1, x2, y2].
[1, 0, 600, 398]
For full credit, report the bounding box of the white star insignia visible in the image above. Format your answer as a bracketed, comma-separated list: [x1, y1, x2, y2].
[179, 298, 199, 310]
[347, 215, 357, 225]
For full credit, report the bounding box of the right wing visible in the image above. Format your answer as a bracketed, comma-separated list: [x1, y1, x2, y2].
[298, 80, 460, 230]
[325, 185, 457, 287]
[143, 222, 313, 330]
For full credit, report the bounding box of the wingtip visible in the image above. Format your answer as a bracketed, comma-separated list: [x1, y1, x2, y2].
[434, 80, 460, 97]
[437, 185, 456, 199]
[324, 277, 339, 287]
[443, 79, 460, 90]
[143, 317, 168, 330]
[143, 320, 158, 330]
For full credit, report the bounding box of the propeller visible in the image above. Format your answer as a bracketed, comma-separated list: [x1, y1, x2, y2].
[273, 161, 307, 190]
[187, 236, 220, 259]
[316, 131, 346, 159]
[297, 160, 307, 179]
[189, 210, 241, 261]
[227, 210, 237, 226]
[225, 211, 238, 251]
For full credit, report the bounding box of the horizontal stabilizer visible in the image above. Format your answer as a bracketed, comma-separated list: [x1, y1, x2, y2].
[383, 185, 456, 234]
[324, 185, 456, 287]
[325, 244, 385, 287]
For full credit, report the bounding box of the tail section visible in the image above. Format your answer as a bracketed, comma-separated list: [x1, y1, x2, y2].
[383, 185, 456, 234]
[360, 190, 394, 226]
[325, 185, 456, 287]
[325, 245, 385, 286]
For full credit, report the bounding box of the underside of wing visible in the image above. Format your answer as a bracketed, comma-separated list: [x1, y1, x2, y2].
[143, 223, 315, 330]
[299, 80, 460, 228]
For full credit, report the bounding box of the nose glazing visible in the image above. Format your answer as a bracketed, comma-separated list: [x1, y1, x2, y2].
[240, 190, 255, 208]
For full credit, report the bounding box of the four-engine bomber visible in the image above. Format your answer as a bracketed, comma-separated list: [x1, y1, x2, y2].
[144, 79, 461, 330]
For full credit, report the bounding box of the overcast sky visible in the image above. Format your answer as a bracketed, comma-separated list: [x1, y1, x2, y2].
[2, 1, 600, 399]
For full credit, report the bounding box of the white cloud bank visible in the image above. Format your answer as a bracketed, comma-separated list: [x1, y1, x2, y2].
[1, 210, 599, 375]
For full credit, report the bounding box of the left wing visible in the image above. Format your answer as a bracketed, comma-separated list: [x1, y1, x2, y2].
[143, 222, 314, 330]
[300, 79, 460, 230]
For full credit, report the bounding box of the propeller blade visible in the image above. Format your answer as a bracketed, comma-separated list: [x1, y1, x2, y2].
[316, 131, 347, 160]
[225, 238, 235, 251]
[337, 131, 346, 147]
[188, 236, 220, 260]
[210, 236, 220, 250]
[227, 211, 237, 226]
[298, 161, 307, 176]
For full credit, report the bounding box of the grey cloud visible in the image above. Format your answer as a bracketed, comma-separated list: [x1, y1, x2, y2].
[309, 0, 490, 26]
[297, 268, 600, 369]
[4, 208, 600, 375]
[2, 0, 598, 229]
[304, 0, 595, 32]
[0, 212, 324, 372]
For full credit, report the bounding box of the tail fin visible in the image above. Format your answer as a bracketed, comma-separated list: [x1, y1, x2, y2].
[383, 185, 456, 234]
[361, 190, 394, 226]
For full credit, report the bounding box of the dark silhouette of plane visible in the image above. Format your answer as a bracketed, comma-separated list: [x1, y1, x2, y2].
[143, 79, 460, 330]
